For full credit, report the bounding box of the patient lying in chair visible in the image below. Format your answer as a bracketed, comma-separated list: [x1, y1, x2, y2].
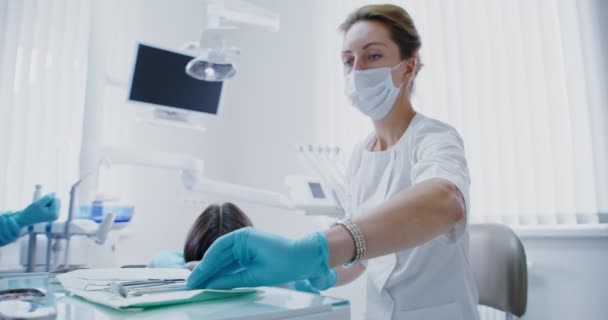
[149, 202, 252, 270]
[183, 202, 253, 269]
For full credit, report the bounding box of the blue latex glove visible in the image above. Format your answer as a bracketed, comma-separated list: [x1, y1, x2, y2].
[308, 268, 338, 291]
[284, 269, 338, 294]
[10, 193, 60, 228]
[187, 227, 330, 290]
[149, 251, 186, 268]
[283, 279, 320, 294]
[0, 214, 21, 247]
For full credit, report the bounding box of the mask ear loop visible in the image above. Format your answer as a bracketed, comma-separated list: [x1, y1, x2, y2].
[391, 59, 407, 71]
[391, 60, 408, 89]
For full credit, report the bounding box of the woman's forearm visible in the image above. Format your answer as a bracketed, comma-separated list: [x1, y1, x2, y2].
[325, 178, 465, 268]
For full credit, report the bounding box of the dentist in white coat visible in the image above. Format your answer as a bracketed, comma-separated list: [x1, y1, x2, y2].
[188, 4, 479, 320]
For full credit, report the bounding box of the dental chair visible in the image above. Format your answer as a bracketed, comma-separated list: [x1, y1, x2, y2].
[469, 223, 528, 320]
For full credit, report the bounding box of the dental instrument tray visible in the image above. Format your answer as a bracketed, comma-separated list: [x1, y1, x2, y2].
[56, 268, 259, 311]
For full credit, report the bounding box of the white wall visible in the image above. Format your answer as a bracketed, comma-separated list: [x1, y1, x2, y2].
[77, 0, 317, 262]
[518, 231, 608, 319]
[109, 0, 326, 263]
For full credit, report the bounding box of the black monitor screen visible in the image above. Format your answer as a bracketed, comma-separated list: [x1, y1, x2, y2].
[129, 44, 222, 115]
[308, 182, 326, 199]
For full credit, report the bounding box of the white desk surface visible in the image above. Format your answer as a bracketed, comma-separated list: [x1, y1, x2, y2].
[0, 273, 350, 320]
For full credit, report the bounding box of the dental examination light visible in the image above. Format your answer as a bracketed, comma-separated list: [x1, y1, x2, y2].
[185, 37, 240, 82]
[185, 0, 280, 81]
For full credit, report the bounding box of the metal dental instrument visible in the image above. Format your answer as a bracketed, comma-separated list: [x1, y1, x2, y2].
[106, 279, 187, 298]
[26, 185, 42, 272]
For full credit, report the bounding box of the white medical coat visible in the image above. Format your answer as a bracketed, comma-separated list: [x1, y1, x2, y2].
[346, 113, 479, 320]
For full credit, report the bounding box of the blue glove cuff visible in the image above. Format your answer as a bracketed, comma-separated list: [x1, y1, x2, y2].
[0, 213, 22, 246]
[280, 231, 331, 281]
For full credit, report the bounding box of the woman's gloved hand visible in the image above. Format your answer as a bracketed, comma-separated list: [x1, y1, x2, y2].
[149, 251, 186, 268]
[284, 268, 338, 294]
[308, 268, 338, 291]
[184, 260, 200, 271]
[0, 214, 21, 247]
[10, 193, 60, 228]
[187, 227, 331, 290]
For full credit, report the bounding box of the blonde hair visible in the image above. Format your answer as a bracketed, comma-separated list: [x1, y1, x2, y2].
[339, 4, 423, 77]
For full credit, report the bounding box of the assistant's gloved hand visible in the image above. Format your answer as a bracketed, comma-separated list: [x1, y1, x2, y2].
[284, 268, 338, 294]
[10, 193, 60, 228]
[149, 251, 186, 268]
[187, 227, 330, 290]
[0, 214, 21, 247]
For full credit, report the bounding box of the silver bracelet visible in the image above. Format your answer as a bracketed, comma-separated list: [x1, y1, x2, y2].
[333, 219, 366, 268]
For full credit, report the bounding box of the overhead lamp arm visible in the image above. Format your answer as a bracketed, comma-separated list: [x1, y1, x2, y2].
[206, 0, 280, 32]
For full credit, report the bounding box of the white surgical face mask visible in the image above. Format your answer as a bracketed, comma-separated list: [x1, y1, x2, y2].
[344, 60, 406, 120]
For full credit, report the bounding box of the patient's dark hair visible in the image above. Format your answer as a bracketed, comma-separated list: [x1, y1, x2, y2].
[183, 202, 253, 262]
